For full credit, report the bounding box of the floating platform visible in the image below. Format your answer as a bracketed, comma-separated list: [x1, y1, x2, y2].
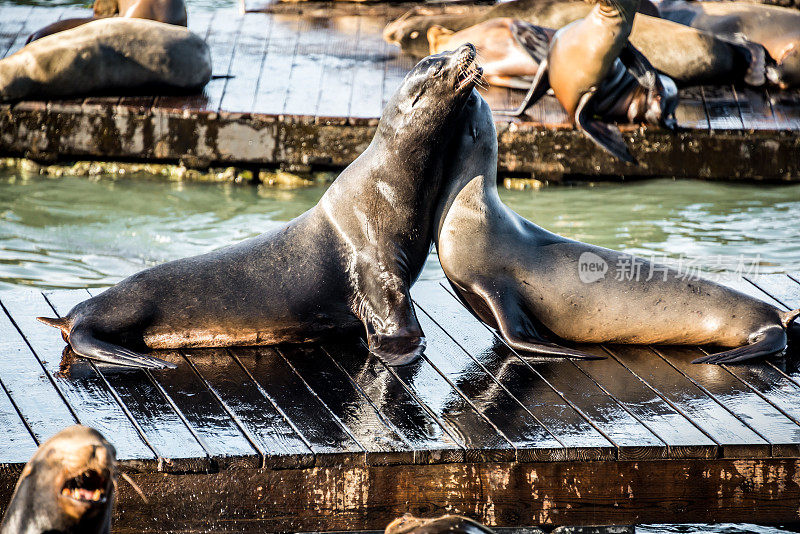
[1, 274, 800, 532]
[0, 5, 799, 181]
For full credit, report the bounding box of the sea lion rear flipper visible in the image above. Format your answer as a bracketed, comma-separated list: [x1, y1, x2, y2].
[692, 327, 788, 365]
[576, 91, 637, 165]
[618, 43, 659, 92]
[478, 288, 604, 361]
[68, 328, 177, 369]
[496, 58, 550, 117]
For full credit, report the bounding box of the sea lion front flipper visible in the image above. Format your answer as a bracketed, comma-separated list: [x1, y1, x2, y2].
[67, 328, 177, 369]
[477, 288, 604, 361]
[362, 293, 426, 367]
[618, 42, 659, 92]
[692, 327, 788, 365]
[496, 58, 550, 117]
[575, 91, 637, 165]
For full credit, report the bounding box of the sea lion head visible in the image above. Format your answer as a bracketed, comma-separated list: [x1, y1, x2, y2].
[380, 44, 482, 140]
[383, 11, 440, 58]
[386, 514, 496, 534]
[93, 0, 119, 17]
[0, 426, 116, 534]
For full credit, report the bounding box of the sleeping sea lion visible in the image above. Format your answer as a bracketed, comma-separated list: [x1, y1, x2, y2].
[37, 45, 483, 369]
[27, 0, 187, 44]
[2, 19, 211, 103]
[386, 515, 495, 534]
[500, 0, 678, 163]
[0, 426, 116, 534]
[435, 90, 800, 364]
[385, 1, 763, 86]
[659, 0, 800, 88]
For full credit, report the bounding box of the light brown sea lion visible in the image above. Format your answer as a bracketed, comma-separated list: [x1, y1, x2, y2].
[427, 19, 556, 89]
[659, 0, 800, 88]
[0, 426, 116, 534]
[385, 1, 763, 86]
[498, 0, 677, 163]
[435, 90, 800, 364]
[26, 0, 187, 44]
[386, 515, 495, 534]
[36, 45, 482, 369]
[2, 19, 211, 103]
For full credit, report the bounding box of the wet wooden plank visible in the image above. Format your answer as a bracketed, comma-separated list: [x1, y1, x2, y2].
[203, 9, 246, 112]
[746, 273, 800, 311]
[278, 345, 413, 465]
[0, 295, 78, 444]
[314, 16, 361, 118]
[675, 87, 710, 130]
[252, 16, 303, 115]
[0, 291, 155, 463]
[654, 345, 800, 456]
[604, 344, 769, 458]
[702, 85, 745, 130]
[415, 282, 615, 461]
[218, 11, 272, 113]
[49, 289, 210, 472]
[733, 87, 780, 130]
[323, 342, 465, 464]
[768, 89, 800, 130]
[348, 16, 385, 119]
[181, 348, 314, 469]
[232, 346, 365, 465]
[0, 380, 38, 464]
[282, 17, 329, 117]
[0, 6, 37, 57]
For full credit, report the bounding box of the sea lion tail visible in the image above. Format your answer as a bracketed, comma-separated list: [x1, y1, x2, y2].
[781, 308, 800, 329]
[37, 316, 69, 331]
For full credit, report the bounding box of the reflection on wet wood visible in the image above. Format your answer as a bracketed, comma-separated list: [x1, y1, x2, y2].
[1, 277, 800, 529]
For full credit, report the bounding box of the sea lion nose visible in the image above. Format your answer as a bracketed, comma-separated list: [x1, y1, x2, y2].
[450, 43, 476, 66]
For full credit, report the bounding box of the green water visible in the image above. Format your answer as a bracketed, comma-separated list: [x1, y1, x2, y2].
[1, 170, 798, 292]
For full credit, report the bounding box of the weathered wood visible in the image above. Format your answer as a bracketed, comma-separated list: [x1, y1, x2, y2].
[101, 459, 800, 532]
[702, 85, 745, 131]
[0, 381, 38, 464]
[1, 291, 155, 464]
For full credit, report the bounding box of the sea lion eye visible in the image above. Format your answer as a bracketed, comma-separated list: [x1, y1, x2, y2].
[410, 31, 419, 39]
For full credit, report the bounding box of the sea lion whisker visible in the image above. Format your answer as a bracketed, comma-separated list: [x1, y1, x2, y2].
[120, 472, 149, 504]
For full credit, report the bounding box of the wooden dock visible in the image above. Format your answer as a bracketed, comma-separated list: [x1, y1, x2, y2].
[1, 274, 800, 532]
[0, 5, 799, 181]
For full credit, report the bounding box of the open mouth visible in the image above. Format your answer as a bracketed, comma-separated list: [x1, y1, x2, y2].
[455, 45, 483, 91]
[61, 470, 109, 504]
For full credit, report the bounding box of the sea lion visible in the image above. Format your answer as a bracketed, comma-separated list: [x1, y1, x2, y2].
[385, 2, 763, 86]
[499, 0, 678, 163]
[658, 0, 800, 88]
[0, 426, 116, 534]
[435, 90, 800, 364]
[386, 515, 495, 534]
[27, 0, 187, 44]
[1, 18, 211, 103]
[427, 19, 556, 89]
[37, 45, 483, 369]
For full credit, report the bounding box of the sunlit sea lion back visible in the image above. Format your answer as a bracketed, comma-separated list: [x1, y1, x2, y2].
[37, 45, 482, 369]
[0, 426, 116, 534]
[436, 91, 800, 364]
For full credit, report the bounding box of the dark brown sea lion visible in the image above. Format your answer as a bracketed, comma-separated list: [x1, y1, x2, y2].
[27, 0, 187, 44]
[37, 45, 483, 369]
[2, 19, 211, 103]
[499, 0, 677, 163]
[386, 515, 495, 534]
[659, 0, 800, 88]
[0, 426, 116, 534]
[435, 90, 800, 364]
[384, 1, 763, 87]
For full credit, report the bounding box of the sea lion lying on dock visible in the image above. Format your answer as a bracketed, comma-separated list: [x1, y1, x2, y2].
[385, 0, 764, 86]
[658, 0, 800, 88]
[386, 515, 495, 534]
[497, 0, 677, 163]
[436, 90, 799, 364]
[27, 0, 187, 44]
[38, 45, 483, 369]
[0, 426, 116, 534]
[1, 18, 211, 103]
